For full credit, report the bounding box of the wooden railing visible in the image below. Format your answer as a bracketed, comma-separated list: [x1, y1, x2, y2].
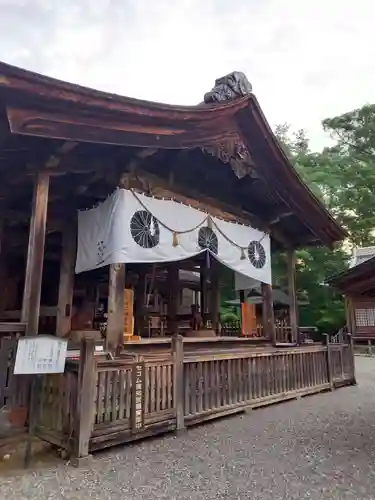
[183, 346, 330, 424]
[329, 341, 355, 386]
[32, 335, 355, 464]
[0, 323, 26, 407]
[219, 322, 318, 344]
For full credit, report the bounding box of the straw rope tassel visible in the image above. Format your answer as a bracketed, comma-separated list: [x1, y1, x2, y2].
[172, 231, 179, 247]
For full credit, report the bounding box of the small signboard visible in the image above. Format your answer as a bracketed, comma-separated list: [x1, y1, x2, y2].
[14, 335, 68, 375]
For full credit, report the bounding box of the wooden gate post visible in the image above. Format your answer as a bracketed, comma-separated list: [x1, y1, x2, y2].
[324, 334, 334, 391]
[72, 339, 96, 466]
[172, 335, 185, 432]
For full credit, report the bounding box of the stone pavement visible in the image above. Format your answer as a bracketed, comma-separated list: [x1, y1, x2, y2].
[1, 357, 374, 500]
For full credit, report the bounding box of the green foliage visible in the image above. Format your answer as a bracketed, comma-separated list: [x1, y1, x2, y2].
[275, 111, 375, 333]
[221, 311, 240, 323]
[322, 105, 375, 245]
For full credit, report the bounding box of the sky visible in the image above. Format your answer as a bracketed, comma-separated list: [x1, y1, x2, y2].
[0, 0, 374, 151]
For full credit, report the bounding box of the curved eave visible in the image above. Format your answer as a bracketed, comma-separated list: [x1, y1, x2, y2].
[328, 257, 375, 294]
[235, 97, 347, 248]
[0, 61, 346, 248]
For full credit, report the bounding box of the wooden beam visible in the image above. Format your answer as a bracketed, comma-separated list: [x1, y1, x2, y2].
[167, 262, 179, 336]
[21, 171, 50, 335]
[261, 282, 276, 344]
[286, 248, 299, 343]
[56, 222, 77, 336]
[45, 141, 78, 169]
[121, 169, 293, 247]
[6, 104, 241, 149]
[121, 170, 260, 227]
[106, 263, 126, 350]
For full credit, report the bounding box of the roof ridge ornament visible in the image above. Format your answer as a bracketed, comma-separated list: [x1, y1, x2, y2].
[204, 71, 252, 103]
[203, 72, 253, 179]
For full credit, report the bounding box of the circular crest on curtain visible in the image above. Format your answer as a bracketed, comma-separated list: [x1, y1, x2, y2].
[248, 240, 266, 268]
[130, 210, 160, 248]
[198, 226, 218, 254]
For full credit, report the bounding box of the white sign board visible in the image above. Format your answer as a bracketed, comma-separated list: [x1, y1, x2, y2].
[14, 336, 68, 375]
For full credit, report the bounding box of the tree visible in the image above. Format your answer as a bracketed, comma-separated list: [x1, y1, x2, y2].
[274, 125, 349, 332]
[322, 105, 375, 246]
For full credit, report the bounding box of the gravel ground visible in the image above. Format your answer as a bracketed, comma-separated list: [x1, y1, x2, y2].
[1, 357, 375, 500]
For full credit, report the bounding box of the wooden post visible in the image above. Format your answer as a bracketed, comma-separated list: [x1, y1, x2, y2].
[0, 221, 7, 316]
[56, 223, 77, 337]
[21, 171, 50, 335]
[345, 296, 356, 336]
[167, 263, 179, 336]
[347, 333, 356, 385]
[261, 282, 276, 344]
[106, 263, 126, 350]
[239, 290, 245, 335]
[211, 260, 220, 333]
[72, 339, 96, 466]
[286, 248, 299, 344]
[135, 267, 146, 337]
[324, 333, 334, 390]
[200, 262, 208, 325]
[172, 335, 185, 432]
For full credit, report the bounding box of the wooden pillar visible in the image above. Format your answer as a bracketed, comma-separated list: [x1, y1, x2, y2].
[239, 289, 245, 335]
[261, 282, 276, 344]
[21, 171, 50, 335]
[210, 260, 220, 333]
[56, 223, 77, 336]
[286, 248, 299, 343]
[135, 267, 146, 337]
[172, 335, 185, 432]
[167, 262, 179, 336]
[345, 296, 356, 336]
[72, 338, 96, 465]
[0, 221, 7, 316]
[106, 263, 126, 350]
[200, 262, 208, 325]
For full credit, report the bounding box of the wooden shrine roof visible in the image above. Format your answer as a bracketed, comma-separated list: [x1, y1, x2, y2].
[0, 61, 346, 250]
[328, 257, 375, 296]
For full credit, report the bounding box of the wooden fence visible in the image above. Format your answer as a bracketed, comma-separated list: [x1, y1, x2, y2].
[31, 335, 355, 464]
[0, 322, 26, 407]
[220, 322, 318, 344]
